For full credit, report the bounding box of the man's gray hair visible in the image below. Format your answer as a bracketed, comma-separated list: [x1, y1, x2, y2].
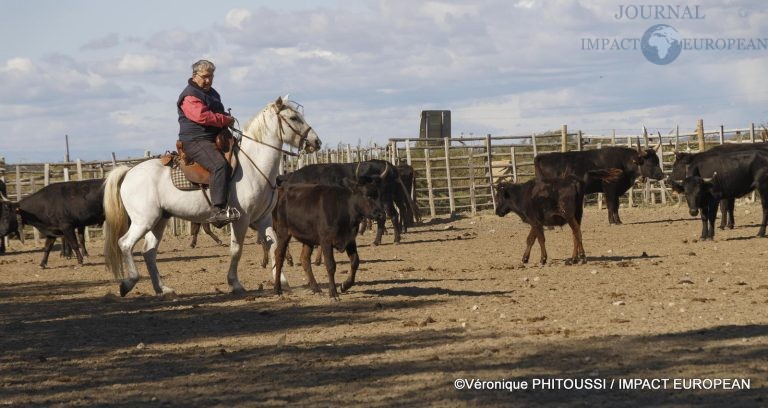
[192, 59, 216, 74]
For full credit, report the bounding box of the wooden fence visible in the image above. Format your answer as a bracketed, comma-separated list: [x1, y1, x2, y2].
[384, 121, 766, 217]
[1, 120, 765, 244]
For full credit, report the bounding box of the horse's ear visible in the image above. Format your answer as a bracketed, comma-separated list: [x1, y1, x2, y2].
[274, 96, 283, 109]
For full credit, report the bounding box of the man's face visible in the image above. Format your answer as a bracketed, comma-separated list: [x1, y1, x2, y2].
[192, 70, 214, 91]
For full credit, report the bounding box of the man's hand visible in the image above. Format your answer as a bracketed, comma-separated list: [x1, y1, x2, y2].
[228, 116, 236, 127]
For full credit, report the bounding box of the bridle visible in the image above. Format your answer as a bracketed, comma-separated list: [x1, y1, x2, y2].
[230, 101, 314, 189]
[230, 102, 312, 158]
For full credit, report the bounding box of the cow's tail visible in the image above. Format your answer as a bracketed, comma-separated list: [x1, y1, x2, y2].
[103, 166, 131, 281]
[406, 171, 422, 223]
[396, 177, 418, 227]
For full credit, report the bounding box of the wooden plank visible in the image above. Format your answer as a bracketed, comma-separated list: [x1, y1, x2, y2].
[443, 138, 455, 214]
[468, 148, 476, 216]
[424, 149, 436, 217]
[485, 134, 496, 211]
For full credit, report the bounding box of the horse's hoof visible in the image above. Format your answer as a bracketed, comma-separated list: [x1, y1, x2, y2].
[119, 283, 131, 297]
[231, 285, 246, 295]
[160, 291, 179, 300]
[340, 281, 353, 292]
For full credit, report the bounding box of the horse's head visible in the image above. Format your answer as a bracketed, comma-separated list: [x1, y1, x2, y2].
[272, 96, 321, 153]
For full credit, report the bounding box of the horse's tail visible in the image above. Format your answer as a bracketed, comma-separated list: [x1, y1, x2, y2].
[103, 166, 131, 281]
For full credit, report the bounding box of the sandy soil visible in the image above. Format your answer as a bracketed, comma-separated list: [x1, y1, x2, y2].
[1, 202, 767, 407]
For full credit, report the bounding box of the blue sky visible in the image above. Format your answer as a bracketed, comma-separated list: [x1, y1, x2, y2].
[1, 0, 767, 163]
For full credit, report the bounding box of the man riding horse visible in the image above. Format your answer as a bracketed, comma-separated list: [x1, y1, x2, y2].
[177, 59, 239, 225]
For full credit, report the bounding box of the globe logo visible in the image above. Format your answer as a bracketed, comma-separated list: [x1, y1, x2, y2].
[641, 24, 682, 65]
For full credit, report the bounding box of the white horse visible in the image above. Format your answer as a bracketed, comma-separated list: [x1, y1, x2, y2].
[103, 96, 321, 296]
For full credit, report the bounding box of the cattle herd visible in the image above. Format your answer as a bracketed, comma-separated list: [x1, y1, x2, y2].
[1, 140, 767, 298]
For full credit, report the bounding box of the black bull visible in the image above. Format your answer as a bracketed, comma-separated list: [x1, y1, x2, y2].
[672, 148, 768, 240]
[495, 169, 621, 265]
[0, 179, 105, 267]
[272, 181, 384, 299]
[534, 145, 665, 224]
[0, 180, 22, 254]
[278, 159, 416, 245]
[669, 142, 768, 230]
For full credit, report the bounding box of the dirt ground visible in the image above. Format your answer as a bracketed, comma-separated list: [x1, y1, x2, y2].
[1, 202, 767, 407]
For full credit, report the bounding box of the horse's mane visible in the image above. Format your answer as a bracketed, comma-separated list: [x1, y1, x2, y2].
[242, 104, 275, 143]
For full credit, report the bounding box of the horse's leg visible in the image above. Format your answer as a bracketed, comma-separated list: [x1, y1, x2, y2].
[226, 218, 248, 294]
[77, 226, 88, 257]
[143, 218, 174, 295]
[255, 216, 290, 290]
[118, 223, 152, 296]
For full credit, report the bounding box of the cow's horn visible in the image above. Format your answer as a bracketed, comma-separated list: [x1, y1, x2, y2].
[654, 132, 662, 151]
[702, 172, 717, 183]
[636, 136, 643, 153]
[379, 162, 390, 179]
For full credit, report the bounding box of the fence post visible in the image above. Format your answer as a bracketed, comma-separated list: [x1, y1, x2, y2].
[751, 123, 756, 143]
[675, 125, 680, 150]
[719, 125, 725, 145]
[510, 146, 517, 183]
[611, 129, 616, 145]
[561, 124, 568, 152]
[485, 134, 496, 211]
[443, 137, 455, 215]
[697, 118, 705, 151]
[29, 175, 40, 245]
[405, 139, 412, 165]
[424, 148, 436, 217]
[15, 165, 21, 201]
[468, 148, 476, 216]
[532, 133, 538, 157]
[577, 130, 583, 151]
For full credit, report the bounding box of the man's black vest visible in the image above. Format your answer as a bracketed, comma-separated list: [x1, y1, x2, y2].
[177, 79, 226, 142]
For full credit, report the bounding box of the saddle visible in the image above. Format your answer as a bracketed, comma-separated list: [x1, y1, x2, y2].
[160, 130, 239, 190]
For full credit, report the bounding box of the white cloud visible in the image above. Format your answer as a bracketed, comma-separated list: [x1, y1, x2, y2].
[117, 54, 165, 74]
[225, 8, 252, 30]
[3, 57, 35, 74]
